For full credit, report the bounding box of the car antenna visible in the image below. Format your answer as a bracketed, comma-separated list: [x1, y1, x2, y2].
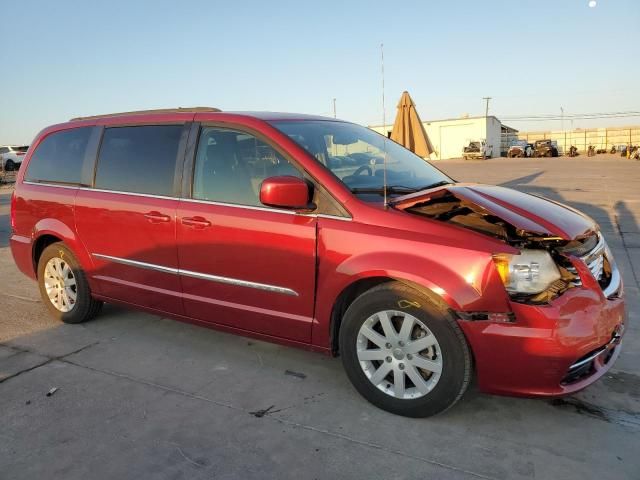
[380, 42, 388, 209]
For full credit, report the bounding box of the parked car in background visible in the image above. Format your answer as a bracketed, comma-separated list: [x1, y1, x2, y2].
[9, 108, 625, 417]
[462, 140, 492, 160]
[0, 145, 29, 171]
[532, 139, 558, 157]
[507, 141, 532, 158]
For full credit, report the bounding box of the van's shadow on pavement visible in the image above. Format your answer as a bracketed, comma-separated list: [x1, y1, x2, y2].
[0, 214, 9, 248]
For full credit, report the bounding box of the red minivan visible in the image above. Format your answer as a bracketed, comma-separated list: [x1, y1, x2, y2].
[10, 108, 625, 417]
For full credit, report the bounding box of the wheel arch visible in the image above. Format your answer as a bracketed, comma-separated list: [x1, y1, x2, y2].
[32, 233, 63, 276]
[328, 276, 457, 356]
[31, 218, 94, 280]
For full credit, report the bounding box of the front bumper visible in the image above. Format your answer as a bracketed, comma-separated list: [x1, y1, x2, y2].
[458, 284, 626, 397]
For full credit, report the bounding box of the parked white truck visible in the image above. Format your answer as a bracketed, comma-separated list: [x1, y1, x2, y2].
[462, 140, 492, 160]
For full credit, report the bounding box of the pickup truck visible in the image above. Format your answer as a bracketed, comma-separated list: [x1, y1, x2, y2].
[507, 141, 533, 158]
[462, 140, 492, 160]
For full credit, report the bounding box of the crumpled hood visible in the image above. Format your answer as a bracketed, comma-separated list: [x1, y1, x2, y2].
[392, 183, 597, 240]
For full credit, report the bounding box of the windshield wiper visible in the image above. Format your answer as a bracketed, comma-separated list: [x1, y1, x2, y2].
[350, 181, 454, 196]
[350, 186, 418, 195]
[416, 180, 454, 190]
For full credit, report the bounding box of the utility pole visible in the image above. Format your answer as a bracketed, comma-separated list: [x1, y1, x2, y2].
[560, 107, 564, 131]
[482, 97, 491, 160]
[332, 98, 337, 118]
[482, 97, 492, 118]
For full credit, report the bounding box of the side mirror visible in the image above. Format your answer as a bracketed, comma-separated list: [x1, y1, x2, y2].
[260, 176, 313, 210]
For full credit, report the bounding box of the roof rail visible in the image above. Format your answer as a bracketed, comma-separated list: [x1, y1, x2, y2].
[70, 107, 221, 121]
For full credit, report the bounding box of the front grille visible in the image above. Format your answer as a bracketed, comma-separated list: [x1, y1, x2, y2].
[565, 234, 609, 289]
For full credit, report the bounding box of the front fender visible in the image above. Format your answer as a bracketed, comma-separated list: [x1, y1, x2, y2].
[313, 235, 511, 349]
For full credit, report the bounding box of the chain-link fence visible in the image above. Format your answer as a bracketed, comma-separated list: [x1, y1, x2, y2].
[501, 126, 640, 156]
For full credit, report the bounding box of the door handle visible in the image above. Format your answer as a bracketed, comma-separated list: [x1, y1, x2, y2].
[143, 211, 171, 223]
[181, 216, 212, 229]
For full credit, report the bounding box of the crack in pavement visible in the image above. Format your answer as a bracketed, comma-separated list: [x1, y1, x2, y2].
[0, 292, 41, 303]
[56, 358, 496, 480]
[0, 341, 100, 384]
[4, 345, 638, 477]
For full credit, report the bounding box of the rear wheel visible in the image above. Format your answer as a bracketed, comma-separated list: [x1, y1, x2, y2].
[37, 243, 103, 324]
[4, 159, 15, 171]
[339, 282, 472, 417]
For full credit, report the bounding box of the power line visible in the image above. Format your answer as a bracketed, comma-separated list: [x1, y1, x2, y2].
[500, 111, 640, 121]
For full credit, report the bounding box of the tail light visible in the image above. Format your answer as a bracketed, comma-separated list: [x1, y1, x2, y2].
[10, 191, 17, 232]
[17, 152, 26, 156]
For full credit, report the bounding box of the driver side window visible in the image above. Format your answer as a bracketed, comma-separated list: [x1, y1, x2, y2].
[192, 127, 303, 207]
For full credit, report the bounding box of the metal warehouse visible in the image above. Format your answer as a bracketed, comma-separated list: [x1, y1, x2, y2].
[371, 115, 517, 160]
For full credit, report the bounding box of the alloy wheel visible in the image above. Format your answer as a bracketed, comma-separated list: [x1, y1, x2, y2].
[356, 310, 443, 399]
[43, 257, 77, 313]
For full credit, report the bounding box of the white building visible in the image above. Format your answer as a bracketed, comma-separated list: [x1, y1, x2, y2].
[370, 115, 516, 160]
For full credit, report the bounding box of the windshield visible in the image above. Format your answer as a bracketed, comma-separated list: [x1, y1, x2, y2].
[270, 120, 452, 196]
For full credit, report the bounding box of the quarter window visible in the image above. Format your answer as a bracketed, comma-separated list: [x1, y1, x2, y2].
[192, 127, 302, 206]
[95, 125, 183, 197]
[24, 127, 92, 184]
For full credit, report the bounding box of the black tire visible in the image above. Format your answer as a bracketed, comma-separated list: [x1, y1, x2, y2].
[339, 282, 472, 417]
[5, 160, 15, 171]
[37, 242, 103, 324]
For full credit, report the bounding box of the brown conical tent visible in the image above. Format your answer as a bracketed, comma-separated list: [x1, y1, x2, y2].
[390, 91, 433, 157]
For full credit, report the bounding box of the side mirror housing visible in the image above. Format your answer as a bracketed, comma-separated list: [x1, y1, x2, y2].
[260, 176, 313, 210]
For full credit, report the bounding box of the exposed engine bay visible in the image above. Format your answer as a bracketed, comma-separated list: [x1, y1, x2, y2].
[398, 189, 610, 305]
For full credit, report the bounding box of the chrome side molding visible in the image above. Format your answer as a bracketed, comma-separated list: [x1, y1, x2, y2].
[92, 253, 298, 296]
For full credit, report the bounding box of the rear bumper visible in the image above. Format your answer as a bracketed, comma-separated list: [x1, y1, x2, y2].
[10, 233, 36, 280]
[459, 287, 626, 397]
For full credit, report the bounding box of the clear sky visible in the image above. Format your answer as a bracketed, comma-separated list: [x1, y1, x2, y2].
[1, 0, 639, 144]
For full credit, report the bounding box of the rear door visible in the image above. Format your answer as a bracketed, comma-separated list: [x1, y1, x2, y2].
[75, 123, 188, 315]
[176, 125, 317, 342]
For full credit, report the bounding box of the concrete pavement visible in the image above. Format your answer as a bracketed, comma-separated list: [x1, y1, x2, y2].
[1, 156, 639, 479]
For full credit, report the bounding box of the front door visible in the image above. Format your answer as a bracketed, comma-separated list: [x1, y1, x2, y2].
[75, 124, 187, 315]
[176, 126, 316, 342]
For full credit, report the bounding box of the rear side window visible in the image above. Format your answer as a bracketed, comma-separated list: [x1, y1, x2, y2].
[24, 128, 92, 184]
[95, 125, 183, 197]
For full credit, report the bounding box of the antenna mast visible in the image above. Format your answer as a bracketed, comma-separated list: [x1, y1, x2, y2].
[381, 43, 388, 208]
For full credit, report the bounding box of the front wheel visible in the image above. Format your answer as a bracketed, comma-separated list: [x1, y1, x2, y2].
[339, 283, 472, 417]
[37, 242, 103, 323]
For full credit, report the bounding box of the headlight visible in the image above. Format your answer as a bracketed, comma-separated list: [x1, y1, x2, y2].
[493, 250, 561, 294]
